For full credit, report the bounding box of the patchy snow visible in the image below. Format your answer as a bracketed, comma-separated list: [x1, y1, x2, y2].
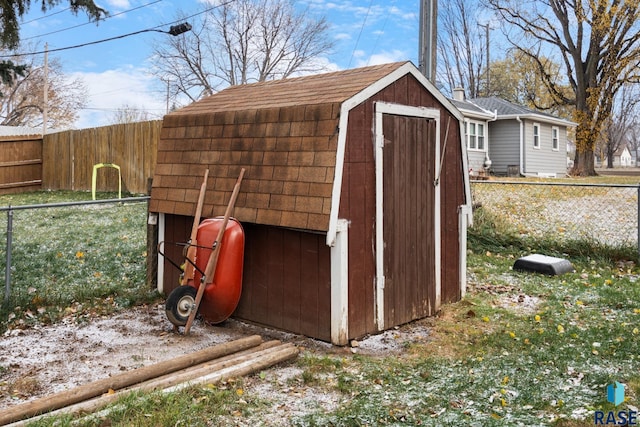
[351, 322, 432, 355]
[495, 293, 542, 315]
[0, 303, 417, 415]
[0, 305, 249, 409]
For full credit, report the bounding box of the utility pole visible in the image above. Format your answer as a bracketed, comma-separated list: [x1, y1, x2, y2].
[479, 23, 490, 96]
[419, 0, 437, 83]
[43, 43, 48, 135]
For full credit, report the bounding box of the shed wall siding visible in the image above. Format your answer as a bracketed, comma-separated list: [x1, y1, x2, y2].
[161, 215, 331, 341]
[439, 115, 465, 303]
[161, 214, 197, 293]
[235, 223, 332, 342]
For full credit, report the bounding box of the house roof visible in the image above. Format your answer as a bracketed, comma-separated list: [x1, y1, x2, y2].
[450, 98, 495, 120]
[150, 62, 412, 232]
[471, 97, 576, 127]
[0, 126, 42, 138]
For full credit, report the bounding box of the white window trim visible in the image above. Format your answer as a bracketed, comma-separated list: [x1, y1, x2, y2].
[465, 119, 488, 152]
[533, 123, 541, 149]
[551, 126, 559, 151]
[477, 122, 485, 151]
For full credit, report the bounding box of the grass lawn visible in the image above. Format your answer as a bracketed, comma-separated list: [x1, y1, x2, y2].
[0, 190, 157, 331]
[2, 189, 639, 426]
[281, 209, 640, 426]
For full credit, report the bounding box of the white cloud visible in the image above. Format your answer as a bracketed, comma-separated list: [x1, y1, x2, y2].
[71, 66, 165, 129]
[106, 0, 131, 9]
[355, 49, 408, 67]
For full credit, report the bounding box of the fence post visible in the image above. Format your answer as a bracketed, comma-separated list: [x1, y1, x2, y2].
[146, 178, 158, 290]
[4, 206, 13, 306]
[637, 184, 640, 262]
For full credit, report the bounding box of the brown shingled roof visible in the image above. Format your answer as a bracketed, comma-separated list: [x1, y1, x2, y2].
[170, 62, 410, 115]
[149, 62, 409, 232]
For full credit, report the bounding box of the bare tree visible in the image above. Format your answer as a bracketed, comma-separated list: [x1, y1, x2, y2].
[0, 48, 87, 128]
[627, 122, 640, 165]
[150, 0, 334, 104]
[437, 0, 486, 97]
[109, 104, 152, 125]
[485, 0, 640, 176]
[601, 84, 640, 168]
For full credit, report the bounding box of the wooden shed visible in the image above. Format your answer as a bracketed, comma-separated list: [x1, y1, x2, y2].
[149, 61, 472, 345]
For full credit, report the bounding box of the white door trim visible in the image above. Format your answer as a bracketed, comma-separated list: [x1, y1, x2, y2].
[374, 102, 441, 330]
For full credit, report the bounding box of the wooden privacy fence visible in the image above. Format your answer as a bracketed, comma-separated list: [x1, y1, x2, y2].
[0, 135, 43, 195]
[43, 120, 162, 195]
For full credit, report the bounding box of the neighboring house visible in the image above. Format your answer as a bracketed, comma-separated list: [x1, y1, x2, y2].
[618, 146, 633, 167]
[451, 91, 576, 177]
[450, 89, 495, 176]
[0, 126, 42, 137]
[472, 97, 576, 177]
[604, 145, 634, 167]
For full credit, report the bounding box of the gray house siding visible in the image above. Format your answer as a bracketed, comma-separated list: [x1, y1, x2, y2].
[469, 96, 575, 177]
[468, 150, 486, 173]
[522, 120, 568, 177]
[487, 120, 520, 175]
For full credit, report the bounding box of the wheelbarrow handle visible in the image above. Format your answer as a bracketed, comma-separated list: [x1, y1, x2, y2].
[184, 168, 245, 335]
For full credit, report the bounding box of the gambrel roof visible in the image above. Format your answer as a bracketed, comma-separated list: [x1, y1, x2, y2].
[149, 62, 413, 232]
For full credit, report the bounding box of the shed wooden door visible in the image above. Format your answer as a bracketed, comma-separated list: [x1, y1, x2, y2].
[381, 113, 437, 328]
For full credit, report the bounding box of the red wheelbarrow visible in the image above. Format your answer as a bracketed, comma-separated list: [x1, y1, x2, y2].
[161, 169, 245, 335]
[164, 217, 245, 327]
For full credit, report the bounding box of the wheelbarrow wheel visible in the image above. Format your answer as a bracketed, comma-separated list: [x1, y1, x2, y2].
[165, 286, 197, 326]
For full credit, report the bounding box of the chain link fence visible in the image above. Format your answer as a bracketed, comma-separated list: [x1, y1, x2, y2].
[1, 197, 150, 308]
[470, 181, 640, 252]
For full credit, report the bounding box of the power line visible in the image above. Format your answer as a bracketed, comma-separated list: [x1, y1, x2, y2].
[21, 7, 71, 25]
[3, 1, 234, 58]
[82, 107, 166, 112]
[367, 0, 396, 66]
[348, 0, 375, 69]
[0, 26, 184, 57]
[21, 0, 164, 42]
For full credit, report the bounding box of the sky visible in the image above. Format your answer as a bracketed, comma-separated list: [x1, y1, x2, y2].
[16, 0, 422, 129]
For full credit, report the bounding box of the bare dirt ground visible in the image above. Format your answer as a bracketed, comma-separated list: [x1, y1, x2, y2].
[0, 303, 431, 415]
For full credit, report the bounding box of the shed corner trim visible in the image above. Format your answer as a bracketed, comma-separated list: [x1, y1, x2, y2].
[326, 102, 351, 247]
[331, 218, 349, 345]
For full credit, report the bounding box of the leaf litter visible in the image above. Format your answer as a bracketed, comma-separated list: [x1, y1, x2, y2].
[0, 194, 638, 424]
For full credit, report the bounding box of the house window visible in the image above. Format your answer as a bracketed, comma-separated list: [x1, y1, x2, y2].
[552, 126, 559, 151]
[469, 122, 477, 149]
[533, 123, 540, 149]
[465, 120, 486, 151]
